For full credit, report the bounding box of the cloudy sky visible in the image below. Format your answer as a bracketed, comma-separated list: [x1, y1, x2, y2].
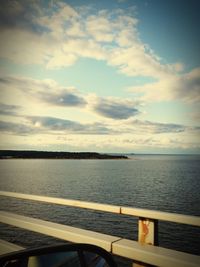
[0, 0, 199, 153]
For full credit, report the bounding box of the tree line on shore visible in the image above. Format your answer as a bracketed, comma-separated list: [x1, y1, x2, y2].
[0, 150, 128, 159]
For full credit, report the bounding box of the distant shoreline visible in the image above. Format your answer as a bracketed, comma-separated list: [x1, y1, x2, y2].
[0, 150, 128, 160]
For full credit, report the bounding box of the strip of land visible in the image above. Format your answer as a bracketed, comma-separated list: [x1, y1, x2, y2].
[0, 150, 128, 159]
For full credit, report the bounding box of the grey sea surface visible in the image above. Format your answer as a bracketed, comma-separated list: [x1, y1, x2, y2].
[0, 155, 200, 265]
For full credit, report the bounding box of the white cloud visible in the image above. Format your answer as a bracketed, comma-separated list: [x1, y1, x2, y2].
[0, 1, 199, 153]
[0, 28, 50, 65]
[115, 29, 137, 47]
[89, 95, 140, 119]
[38, 2, 79, 34]
[108, 46, 172, 78]
[62, 39, 106, 61]
[129, 67, 200, 103]
[1, 75, 142, 121]
[0, 0, 182, 79]
[129, 119, 187, 134]
[46, 51, 78, 69]
[178, 68, 200, 102]
[86, 14, 114, 42]
[1, 116, 199, 152]
[0, 75, 86, 108]
[67, 21, 85, 37]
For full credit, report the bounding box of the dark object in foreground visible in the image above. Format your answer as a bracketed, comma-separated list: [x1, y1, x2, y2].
[0, 243, 117, 267]
[0, 150, 128, 159]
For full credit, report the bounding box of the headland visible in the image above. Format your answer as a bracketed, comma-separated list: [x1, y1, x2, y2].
[0, 150, 128, 160]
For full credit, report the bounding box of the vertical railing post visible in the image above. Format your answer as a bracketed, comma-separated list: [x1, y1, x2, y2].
[132, 217, 158, 267]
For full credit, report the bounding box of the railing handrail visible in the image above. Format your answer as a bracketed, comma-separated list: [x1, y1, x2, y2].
[0, 191, 200, 227]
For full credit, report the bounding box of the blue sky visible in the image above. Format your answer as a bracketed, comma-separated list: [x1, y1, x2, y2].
[0, 0, 199, 153]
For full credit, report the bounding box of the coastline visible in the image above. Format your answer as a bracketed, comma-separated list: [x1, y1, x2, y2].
[0, 150, 128, 160]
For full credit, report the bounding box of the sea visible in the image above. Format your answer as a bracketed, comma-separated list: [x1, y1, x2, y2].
[0, 154, 200, 265]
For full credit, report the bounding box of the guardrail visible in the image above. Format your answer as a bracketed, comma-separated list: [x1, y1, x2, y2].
[0, 191, 200, 267]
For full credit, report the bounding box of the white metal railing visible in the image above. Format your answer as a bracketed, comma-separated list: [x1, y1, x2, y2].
[0, 239, 23, 255]
[0, 191, 199, 226]
[0, 191, 200, 267]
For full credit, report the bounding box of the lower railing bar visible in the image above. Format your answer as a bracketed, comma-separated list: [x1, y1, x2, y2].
[112, 239, 200, 267]
[0, 211, 199, 267]
[0, 211, 120, 252]
[0, 239, 24, 255]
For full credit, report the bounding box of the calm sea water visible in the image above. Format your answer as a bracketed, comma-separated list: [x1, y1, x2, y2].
[0, 155, 200, 264]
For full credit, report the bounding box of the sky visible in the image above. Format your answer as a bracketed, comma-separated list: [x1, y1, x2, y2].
[0, 0, 199, 154]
